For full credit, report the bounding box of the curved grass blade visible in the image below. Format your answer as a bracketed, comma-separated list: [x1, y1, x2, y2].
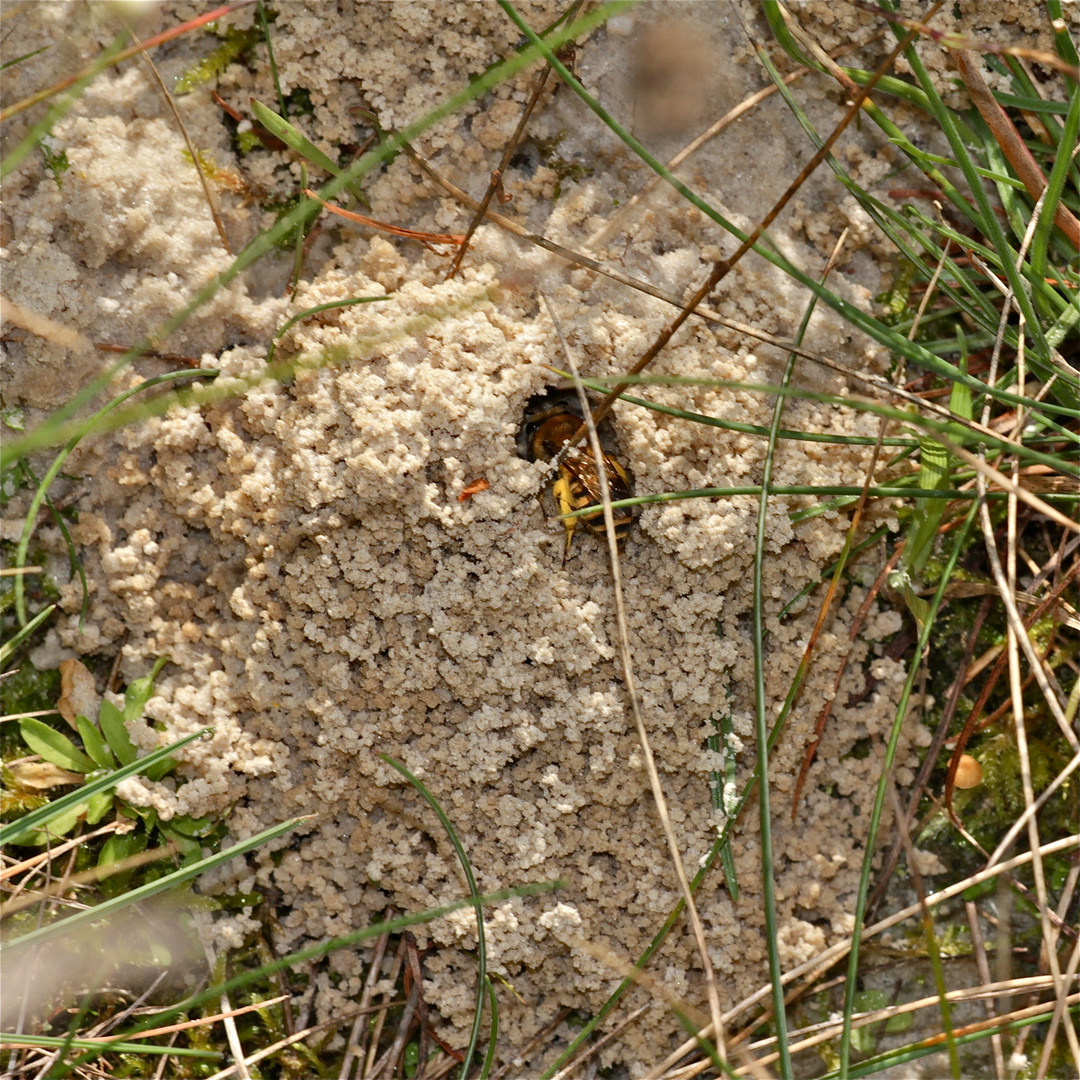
[265, 296, 390, 365]
[380, 754, 487, 1080]
[65, 880, 562, 1073]
[4, 815, 304, 953]
[480, 976, 498, 1080]
[0, 603, 56, 667]
[0, 727, 208, 848]
[11, 369, 208, 624]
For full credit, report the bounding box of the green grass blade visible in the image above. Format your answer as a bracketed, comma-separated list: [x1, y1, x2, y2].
[0, 727, 209, 847]
[255, 0, 285, 117]
[1046, 0, 1080, 74]
[888, 22, 1059, 391]
[1030, 81, 1079, 279]
[0, 1032, 219, 1059]
[0, 35, 126, 181]
[0, 603, 55, 666]
[1, 46, 49, 71]
[838, 500, 980, 1078]
[250, 98, 368, 205]
[66, 880, 563, 1073]
[380, 754, 487, 1080]
[4, 816, 304, 953]
[11, 369, 206, 622]
[479, 977, 498, 1080]
[266, 295, 389, 364]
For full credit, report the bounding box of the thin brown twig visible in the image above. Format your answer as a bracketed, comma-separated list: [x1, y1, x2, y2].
[549, 1003, 651, 1080]
[447, 1, 582, 278]
[403, 140, 1068, 518]
[0, 2, 253, 123]
[742, 985, 1079, 1075]
[369, 974, 419, 1080]
[362, 935, 408, 1078]
[561, 2, 941, 468]
[955, 50, 1080, 249]
[403, 933, 431, 1080]
[1, 842, 178, 917]
[489, 1008, 575, 1080]
[339, 912, 393, 1078]
[303, 190, 464, 249]
[203, 1003, 396, 1080]
[944, 565, 1078, 819]
[847, 0, 1080, 78]
[965, 899, 1007, 1080]
[119, 18, 232, 255]
[790, 537, 903, 816]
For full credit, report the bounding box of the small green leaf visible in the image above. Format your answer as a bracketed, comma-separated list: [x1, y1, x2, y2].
[144, 755, 177, 784]
[159, 822, 204, 863]
[123, 656, 170, 722]
[250, 98, 369, 205]
[75, 714, 116, 769]
[99, 828, 145, 867]
[98, 828, 149, 896]
[19, 717, 95, 773]
[902, 580, 930, 635]
[885, 1010, 914, 1034]
[84, 789, 114, 825]
[853, 988, 888, 1012]
[99, 699, 137, 765]
[404, 1040, 419, 1077]
[19, 803, 86, 845]
[168, 813, 216, 838]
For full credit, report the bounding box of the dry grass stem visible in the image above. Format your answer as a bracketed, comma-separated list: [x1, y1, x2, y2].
[544, 292, 727, 1059]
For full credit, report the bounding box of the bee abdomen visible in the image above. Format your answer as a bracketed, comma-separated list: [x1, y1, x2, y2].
[581, 508, 635, 542]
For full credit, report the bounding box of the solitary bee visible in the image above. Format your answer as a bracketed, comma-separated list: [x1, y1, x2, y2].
[517, 387, 636, 562]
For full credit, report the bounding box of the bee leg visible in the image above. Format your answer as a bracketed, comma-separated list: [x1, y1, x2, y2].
[552, 473, 577, 566]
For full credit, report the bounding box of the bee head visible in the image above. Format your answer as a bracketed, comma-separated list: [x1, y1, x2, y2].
[516, 386, 588, 462]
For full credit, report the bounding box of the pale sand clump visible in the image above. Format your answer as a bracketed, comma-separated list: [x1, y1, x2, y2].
[5, 0, 1055, 1071]
[55, 246, 914, 1067]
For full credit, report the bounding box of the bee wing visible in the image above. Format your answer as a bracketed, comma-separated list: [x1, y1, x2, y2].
[560, 453, 606, 508]
[562, 452, 634, 506]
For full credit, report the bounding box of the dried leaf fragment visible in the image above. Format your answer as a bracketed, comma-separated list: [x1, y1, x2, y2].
[57, 659, 100, 731]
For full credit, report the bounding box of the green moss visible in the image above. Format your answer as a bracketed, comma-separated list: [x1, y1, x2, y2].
[39, 134, 69, 189]
[0, 658, 60, 723]
[530, 134, 594, 200]
[174, 24, 267, 95]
